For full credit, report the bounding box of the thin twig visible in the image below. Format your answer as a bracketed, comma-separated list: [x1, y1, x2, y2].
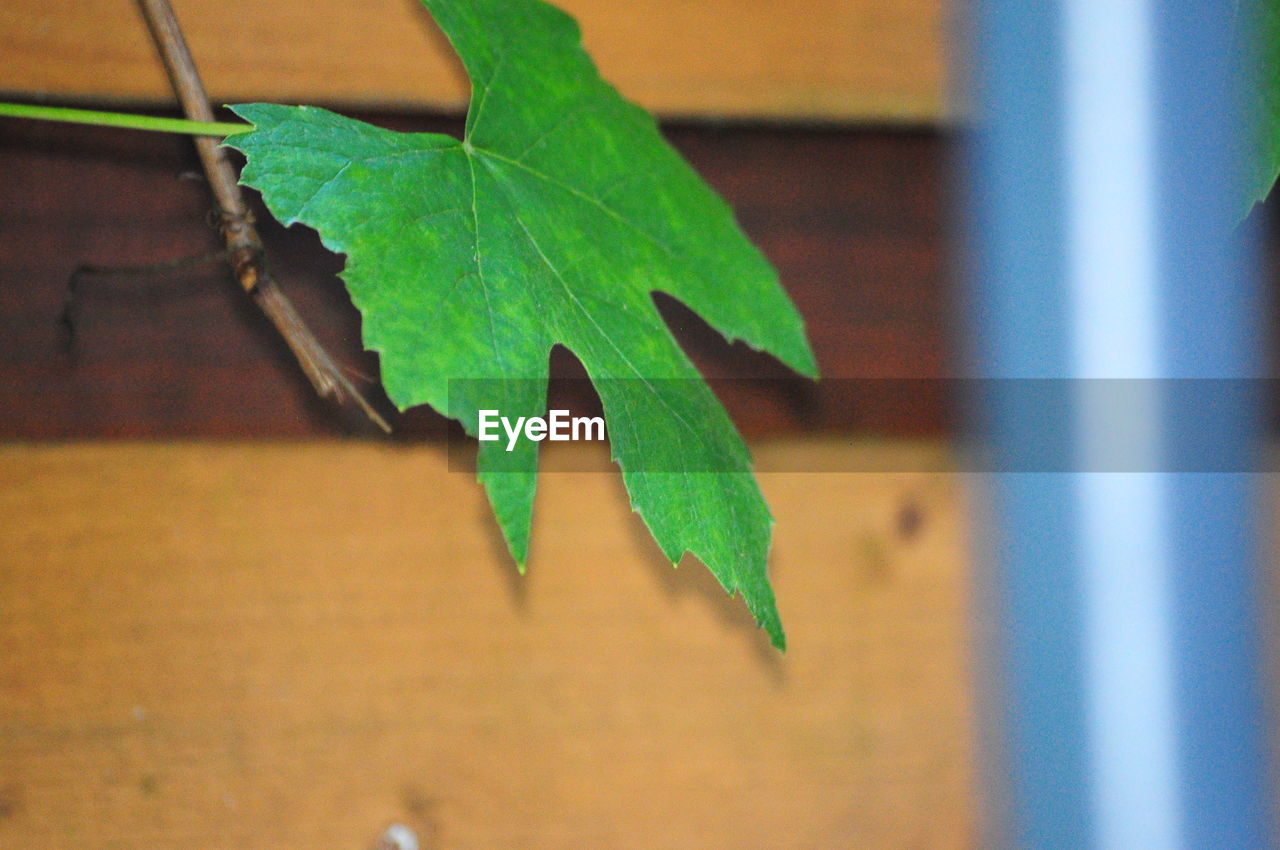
[61, 250, 230, 353]
[135, 0, 391, 433]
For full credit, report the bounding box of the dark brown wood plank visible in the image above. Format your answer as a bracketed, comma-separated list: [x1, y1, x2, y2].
[0, 112, 956, 438]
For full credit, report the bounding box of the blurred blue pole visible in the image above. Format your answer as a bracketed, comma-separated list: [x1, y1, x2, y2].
[964, 1, 1268, 847]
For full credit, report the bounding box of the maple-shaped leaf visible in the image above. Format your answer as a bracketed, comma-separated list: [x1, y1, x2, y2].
[224, 0, 817, 649]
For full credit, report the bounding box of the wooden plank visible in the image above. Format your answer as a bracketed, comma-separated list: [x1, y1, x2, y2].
[0, 0, 947, 122]
[0, 116, 955, 439]
[0, 440, 975, 847]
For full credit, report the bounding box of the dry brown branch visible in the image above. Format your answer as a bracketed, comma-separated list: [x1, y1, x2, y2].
[136, 0, 391, 432]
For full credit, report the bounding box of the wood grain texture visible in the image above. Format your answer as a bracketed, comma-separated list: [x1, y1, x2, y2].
[2, 0, 946, 122]
[0, 440, 975, 848]
[0, 115, 956, 439]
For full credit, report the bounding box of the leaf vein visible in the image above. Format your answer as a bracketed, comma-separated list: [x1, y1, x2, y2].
[498, 194, 706, 449]
[466, 153, 511, 392]
[475, 148, 676, 258]
[358, 144, 463, 166]
[466, 48, 511, 141]
[509, 98, 601, 164]
[294, 160, 352, 221]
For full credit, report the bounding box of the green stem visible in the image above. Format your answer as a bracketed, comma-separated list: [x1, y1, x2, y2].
[0, 102, 248, 137]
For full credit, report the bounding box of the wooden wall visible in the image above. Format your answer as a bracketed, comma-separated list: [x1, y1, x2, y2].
[0, 109, 975, 846]
[4, 1, 964, 844]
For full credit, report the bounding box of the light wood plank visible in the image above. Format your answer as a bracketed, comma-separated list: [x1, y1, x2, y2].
[1, 0, 947, 122]
[0, 441, 974, 847]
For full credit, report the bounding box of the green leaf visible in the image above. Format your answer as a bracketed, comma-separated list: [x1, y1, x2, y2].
[224, 0, 816, 649]
[1245, 0, 1280, 213]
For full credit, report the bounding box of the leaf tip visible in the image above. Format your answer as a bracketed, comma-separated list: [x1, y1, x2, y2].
[502, 526, 532, 573]
[749, 595, 786, 652]
[785, 336, 821, 381]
